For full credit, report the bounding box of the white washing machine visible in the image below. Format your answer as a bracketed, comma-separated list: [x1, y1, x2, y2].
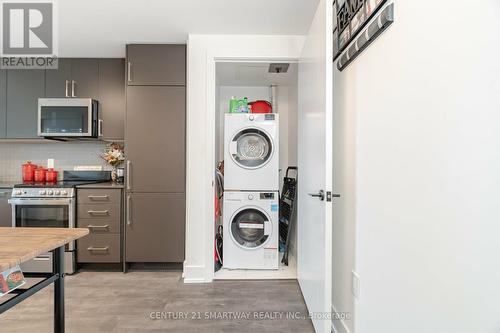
[223, 191, 279, 270]
[224, 113, 279, 191]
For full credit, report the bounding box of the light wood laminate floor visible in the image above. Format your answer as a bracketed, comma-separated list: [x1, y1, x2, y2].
[0, 271, 314, 332]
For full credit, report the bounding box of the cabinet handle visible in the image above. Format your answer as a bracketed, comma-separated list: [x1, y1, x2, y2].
[127, 195, 132, 226]
[87, 246, 109, 252]
[126, 160, 131, 190]
[127, 61, 132, 82]
[87, 210, 109, 215]
[88, 195, 109, 200]
[71, 80, 76, 97]
[65, 80, 69, 97]
[86, 224, 110, 229]
[33, 255, 51, 261]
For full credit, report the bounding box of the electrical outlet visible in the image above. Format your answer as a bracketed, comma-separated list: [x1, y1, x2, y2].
[351, 271, 360, 299]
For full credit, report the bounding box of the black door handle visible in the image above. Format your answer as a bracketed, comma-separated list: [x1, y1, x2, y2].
[308, 190, 325, 201]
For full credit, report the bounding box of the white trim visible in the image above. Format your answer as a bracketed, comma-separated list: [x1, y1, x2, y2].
[206, 52, 300, 282]
[183, 264, 210, 283]
[184, 34, 305, 284]
[331, 305, 353, 333]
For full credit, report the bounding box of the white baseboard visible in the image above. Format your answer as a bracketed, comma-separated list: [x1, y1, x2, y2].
[331, 304, 352, 333]
[183, 263, 211, 283]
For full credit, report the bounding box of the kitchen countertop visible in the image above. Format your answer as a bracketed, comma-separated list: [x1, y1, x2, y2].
[76, 182, 124, 189]
[0, 227, 89, 272]
[0, 181, 124, 189]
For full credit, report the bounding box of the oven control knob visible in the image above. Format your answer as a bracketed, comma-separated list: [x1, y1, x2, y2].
[61, 190, 67, 196]
[54, 190, 61, 195]
[15, 190, 22, 195]
[248, 194, 254, 200]
[39, 190, 46, 195]
[47, 190, 54, 195]
[249, 115, 255, 121]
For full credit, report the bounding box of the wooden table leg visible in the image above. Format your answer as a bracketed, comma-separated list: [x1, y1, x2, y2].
[53, 246, 65, 333]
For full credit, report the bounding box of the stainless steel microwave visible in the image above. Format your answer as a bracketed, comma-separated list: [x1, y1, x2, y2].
[38, 98, 102, 138]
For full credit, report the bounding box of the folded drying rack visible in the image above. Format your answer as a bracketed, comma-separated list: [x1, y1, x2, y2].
[279, 166, 298, 266]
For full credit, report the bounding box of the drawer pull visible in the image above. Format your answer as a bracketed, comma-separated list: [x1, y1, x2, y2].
[87, 210, 109, 215]
[88, 195, 109, 200]
[87, 246, 109, 252]
[86, 224, 110, 230]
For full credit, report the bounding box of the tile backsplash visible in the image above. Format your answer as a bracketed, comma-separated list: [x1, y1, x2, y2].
[0, 142, 114, 181]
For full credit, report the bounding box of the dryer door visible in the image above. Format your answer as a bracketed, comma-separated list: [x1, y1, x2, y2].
[230, 128, 274, 169]
[230, 207, 271, 249]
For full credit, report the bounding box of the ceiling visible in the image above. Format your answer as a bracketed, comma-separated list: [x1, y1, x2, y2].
[57, 0, 319, 57]
[216, 62, 298, 86]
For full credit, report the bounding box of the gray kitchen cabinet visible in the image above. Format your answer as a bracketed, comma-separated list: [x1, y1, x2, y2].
[45, 58, 98, 98]
[71, 58, 99, 98]
[126, 44, 186, 86]
[6, 70, 45, 138]
[45, 58, 71, 97]
[126, 86, 185, 193]
[125, 193, 185, 262]
[98, 59, 125, 140]
[0, 70, 6, 138]
[0, 189, 12, 227]
[77, 188, 122, 263]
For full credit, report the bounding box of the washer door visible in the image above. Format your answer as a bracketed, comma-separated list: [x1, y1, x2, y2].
[230, 128, 274, 169]
[230, 207, 271, 249]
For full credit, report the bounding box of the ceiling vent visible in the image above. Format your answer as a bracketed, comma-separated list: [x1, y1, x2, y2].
[268, 63, 290, 73]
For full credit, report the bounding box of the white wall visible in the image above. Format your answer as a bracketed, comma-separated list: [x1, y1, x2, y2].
[334, 1, 500, 332]
[185, 34, 304, 282]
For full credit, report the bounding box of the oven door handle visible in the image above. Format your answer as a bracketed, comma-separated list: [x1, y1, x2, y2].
[8, 198, 73, 205]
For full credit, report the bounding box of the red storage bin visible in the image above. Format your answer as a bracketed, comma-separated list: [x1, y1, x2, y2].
[34, 167, 47, 182]
[46, 168, 58, 183]
[249, 100, 272, 113]
[22, 161, 37, 182]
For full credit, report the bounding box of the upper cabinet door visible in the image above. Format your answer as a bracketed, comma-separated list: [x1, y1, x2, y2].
[0, 70, 6, 138]
[7, 70, 45, 138]
[98, 58, 125, 140]
[45, 59, 99, 98]
[126, 44, 186, 86]
[45, 58, 71, 98]
[70, 58, 99, 98]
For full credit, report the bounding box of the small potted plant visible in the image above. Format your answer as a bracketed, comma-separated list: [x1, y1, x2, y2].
[101, 143, 125, 182]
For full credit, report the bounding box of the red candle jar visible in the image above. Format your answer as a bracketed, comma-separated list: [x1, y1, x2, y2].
[22, 161, 37, 182]
[34, 167, 47, 182]
[46, 168, 58, 183]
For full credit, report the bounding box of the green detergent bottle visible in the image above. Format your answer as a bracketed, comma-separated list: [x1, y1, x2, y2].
[229, 97, 249, 113]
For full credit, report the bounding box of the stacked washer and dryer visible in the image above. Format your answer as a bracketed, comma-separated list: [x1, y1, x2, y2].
[223, 113, 280, 270]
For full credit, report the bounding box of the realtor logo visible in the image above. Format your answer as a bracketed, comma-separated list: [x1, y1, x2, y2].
[0, 0, 57, 69]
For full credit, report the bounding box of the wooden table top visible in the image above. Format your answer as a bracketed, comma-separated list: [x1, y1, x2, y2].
[0, 228, 89, 272]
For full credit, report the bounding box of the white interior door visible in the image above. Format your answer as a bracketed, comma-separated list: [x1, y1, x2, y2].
[297, 1, 333, 332]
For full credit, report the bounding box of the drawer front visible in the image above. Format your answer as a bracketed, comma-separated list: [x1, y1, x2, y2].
[77, 189, 121, 204]
[77, 203, 120, 221]
[77, 218, 120, 234]
[77, 234, 120, 263]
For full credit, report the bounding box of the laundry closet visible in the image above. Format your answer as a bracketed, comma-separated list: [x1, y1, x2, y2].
[213, 61, 299, 279]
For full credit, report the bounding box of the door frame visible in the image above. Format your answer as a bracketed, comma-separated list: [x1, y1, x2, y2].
[203, 54, 299, 282]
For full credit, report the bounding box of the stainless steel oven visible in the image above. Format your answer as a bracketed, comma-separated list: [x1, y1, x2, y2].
[38, 98, 102, 138]
[9, 188, 76, 273]
[9, 197, 75, 250]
